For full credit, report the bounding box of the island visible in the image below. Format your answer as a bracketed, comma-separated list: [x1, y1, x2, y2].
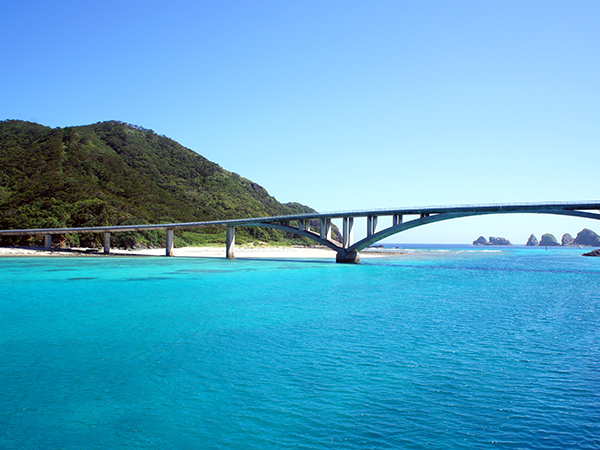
[473, 236, 512, 246]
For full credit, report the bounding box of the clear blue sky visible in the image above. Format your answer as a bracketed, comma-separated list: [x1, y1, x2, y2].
[2, 1, 599, 243]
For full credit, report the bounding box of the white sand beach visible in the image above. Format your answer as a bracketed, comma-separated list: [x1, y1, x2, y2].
[0, 245, 396, 259]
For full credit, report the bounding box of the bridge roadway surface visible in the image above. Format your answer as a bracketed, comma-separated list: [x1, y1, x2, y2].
[1, 201, 600, 263]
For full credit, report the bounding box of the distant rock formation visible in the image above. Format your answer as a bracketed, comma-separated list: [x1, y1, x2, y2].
[561, 233, 575, 246]
[539, 233, 560, 246]
[574, 229, 600, 247]
[474, 229, 600, 247]
[473, 236, 512, 246]
[526, 234, 539, 246]
[488, 236, 512, 246]
[583, 249, 600, 257]
[473, 236, 488, 246]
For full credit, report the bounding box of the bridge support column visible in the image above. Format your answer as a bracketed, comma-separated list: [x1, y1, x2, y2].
[393, 214, 403, 226]
[103, 232, 111, 254]
[342, 217, 354, 248]
[166, 229, 174, 256]
[226, 226, 235, 258]
[367, 215, 378, 236]
[44, 234, 52, 250]
[320, 218, 332, 240]
[336, 250, 360, 264]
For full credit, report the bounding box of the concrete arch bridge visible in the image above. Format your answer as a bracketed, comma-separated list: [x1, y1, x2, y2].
[1, 201, 599, 263]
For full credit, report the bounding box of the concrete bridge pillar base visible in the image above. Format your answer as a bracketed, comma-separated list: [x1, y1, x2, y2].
[226, 226, 235, 258]
[103, 232, 111, 254]
[336, 251, 360, 264]
[166, 229, 174, 256]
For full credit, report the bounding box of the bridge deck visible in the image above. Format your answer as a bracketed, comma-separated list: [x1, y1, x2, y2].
[0, 201, 599, 236]
[1, 201, 599, 262]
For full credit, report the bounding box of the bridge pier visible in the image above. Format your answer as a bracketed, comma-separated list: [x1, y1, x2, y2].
[393, 214, 403, 226]
[226, 226, 235, 258]
[166, 229, 174, 256]
[336, 250, 360, 264]
[44, 234, 52, 250]
[342, 217, 354, 248]
[320, 218, 332, 240]
[367, 215, 378, 236]
[103, 232, 111, 254]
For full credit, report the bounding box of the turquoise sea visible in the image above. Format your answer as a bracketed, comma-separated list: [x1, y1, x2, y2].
[1, 246, 599, 449]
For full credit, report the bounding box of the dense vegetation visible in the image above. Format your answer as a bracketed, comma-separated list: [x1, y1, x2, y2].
[0, 120, 334, 248]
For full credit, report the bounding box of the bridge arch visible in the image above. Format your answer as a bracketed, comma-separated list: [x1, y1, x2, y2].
[246, 208, 600, 263]
[348, 209, 600, 253]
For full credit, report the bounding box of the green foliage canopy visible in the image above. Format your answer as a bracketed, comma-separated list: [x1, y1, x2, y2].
[0, 120, 331, 248]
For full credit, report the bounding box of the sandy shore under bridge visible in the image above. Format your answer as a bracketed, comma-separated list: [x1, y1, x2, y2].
[0, 245, 399, 259]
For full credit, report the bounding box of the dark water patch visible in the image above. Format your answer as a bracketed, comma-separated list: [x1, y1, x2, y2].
[234, 257, 334, 265]
[125, 277, 174, 282]
[175, 269, 238, 274]
[276, 264, 330, 270]
[66, 277, 97, 281]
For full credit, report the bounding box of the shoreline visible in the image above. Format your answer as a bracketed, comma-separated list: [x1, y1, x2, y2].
[0, 245, 401, 259]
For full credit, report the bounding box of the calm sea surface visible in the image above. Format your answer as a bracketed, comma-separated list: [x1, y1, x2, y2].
[1, 246, 599, 449]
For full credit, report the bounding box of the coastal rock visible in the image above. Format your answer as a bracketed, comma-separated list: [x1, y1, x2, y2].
[561, 233, 575, 246]
[583, 249, 600, 257]
[488, 236, 511, 246]
[573, 228, 600, 247]
[473, 236, 488, 246]
[539, 233, 560, 246]
[526, 234, 539, 246]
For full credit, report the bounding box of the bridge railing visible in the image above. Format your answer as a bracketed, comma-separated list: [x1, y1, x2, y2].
[233, 200, 600, 223]
[317, 200, 600, 217]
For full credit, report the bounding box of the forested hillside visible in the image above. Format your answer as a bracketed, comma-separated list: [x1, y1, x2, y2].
[0, 120, 326, 248]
